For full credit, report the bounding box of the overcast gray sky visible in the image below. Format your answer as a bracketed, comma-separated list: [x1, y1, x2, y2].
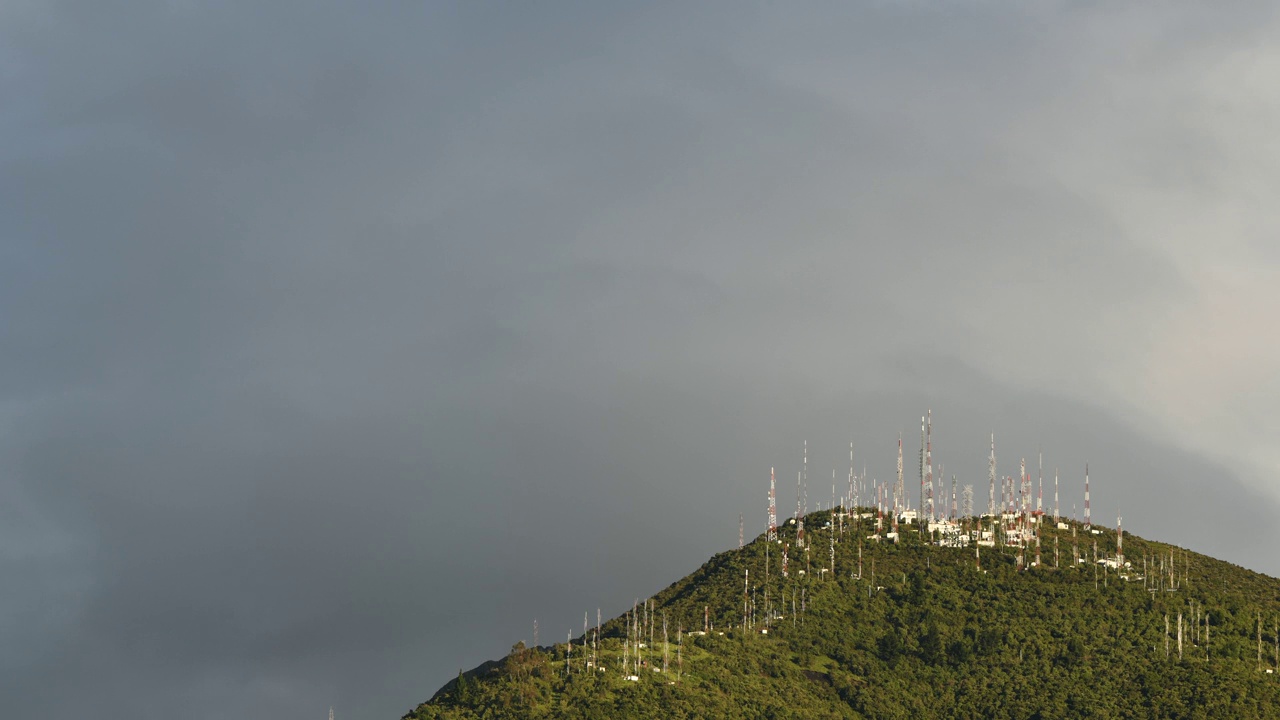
[5, 2, 1280, 719]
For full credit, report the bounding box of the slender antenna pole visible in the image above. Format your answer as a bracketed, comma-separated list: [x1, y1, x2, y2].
[1054, 468, 1059, 525]
[1084, 464, 1091, 530]
[768, 467, 777, 542]
[896, 435, 904, 521]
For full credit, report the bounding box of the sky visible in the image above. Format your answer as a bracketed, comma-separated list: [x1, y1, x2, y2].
[4, 2, 1280, 718]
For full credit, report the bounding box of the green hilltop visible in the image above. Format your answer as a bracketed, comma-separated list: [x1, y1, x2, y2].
[406, 511, 1280, 719]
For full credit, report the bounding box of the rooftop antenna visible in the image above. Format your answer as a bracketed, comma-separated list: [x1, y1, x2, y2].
[962, 484, 973, 519]
[950, 474, 957, 521]
[768, 468, 777, 542]
[1084, 465, 1091, 531]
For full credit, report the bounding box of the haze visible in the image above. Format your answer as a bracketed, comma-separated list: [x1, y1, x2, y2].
[4, 3, 1280, 719]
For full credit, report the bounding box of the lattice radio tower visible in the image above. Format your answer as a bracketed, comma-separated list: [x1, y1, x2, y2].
[1020, 457, 1029, 517]
[919, 417, 926, 521]
[895, 435, 904, 519]
[795, 470, 805, 548]
[988, 433, 996, 516]
[924, 410, 935, 522]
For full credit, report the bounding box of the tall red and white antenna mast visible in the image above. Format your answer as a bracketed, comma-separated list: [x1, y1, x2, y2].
[767, 467, 777, 542]
[919, 417, 926, 521]
[1084, 464, 1091, 530]
[924, 410, 934, 523]
[1116, 515, 1123, 567]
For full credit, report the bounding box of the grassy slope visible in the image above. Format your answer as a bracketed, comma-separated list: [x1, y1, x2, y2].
[407, 512, 1280, 719]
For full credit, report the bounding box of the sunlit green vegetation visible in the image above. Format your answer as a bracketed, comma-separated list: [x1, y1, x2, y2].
[406, 513, 1280, 719]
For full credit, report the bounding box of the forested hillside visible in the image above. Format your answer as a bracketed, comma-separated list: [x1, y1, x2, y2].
[406, 511, 1280, 719]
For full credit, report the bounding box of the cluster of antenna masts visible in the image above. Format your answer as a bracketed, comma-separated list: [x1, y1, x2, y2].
[760, 411, 1117, 573]
[514, 409, 1280, 692]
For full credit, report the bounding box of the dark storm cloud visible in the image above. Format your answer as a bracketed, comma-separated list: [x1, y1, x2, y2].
[4, 2, 1279, 719]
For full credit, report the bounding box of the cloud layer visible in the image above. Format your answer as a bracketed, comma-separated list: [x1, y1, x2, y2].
[4, 3, 1280, 719]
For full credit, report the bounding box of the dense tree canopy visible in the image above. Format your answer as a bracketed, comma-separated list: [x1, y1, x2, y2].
[406, 512, 1280, 719]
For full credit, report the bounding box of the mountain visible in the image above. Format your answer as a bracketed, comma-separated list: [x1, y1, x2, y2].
[404, 510, 1280, 719]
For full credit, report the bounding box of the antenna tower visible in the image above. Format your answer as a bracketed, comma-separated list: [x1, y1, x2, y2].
[1084, 464, 1091, 530]
[848, 440, 856, 512]
[1037, 451, 1043, 514]
[925, 410, 934, 522]
[767, 467, 777, 542]
[896, 435, 904, 519]
[795, 470, 805, 548]
[988, 433, 996, 516]
[1020, 458, 1028, 517]
[919, 417, 926, 521]
[1117, 515, 1123, 567]
[1054, 468, 1059, 524]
